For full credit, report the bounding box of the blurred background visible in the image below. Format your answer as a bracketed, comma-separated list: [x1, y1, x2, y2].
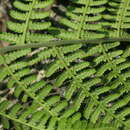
[0, 0, 11, 48]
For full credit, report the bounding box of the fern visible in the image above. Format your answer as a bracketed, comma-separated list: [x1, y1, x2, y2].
[50, 0, 106, 39]
[0, 0, 54, 44]
[1, 0, 130, 130]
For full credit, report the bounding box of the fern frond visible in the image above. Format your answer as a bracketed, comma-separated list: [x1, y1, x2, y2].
[103, 0, 130, 36]
[52, 0, 106, 39]
[0, 0, 54, 45]
[1, 0, 130, 129]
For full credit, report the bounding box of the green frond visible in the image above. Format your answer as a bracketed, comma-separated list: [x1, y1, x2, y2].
[55, 61, 90, 87]
[0, 0, 54, 45]
[1, 0, 130, 129]
[7, 68, 32, 88]
[96, 58, 126, 76]
[10, 10, 51, 21]
[13, 0, 54, 11]
[71, 0, 108, 5]
[103, 0, 130, 36]
[74, 90, 86, 111]
[0, 49, 31, 65]
[0, 32, 21, 44]
[94, 50, 123, 64]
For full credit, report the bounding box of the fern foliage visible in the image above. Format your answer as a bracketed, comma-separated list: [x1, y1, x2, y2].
[0, 0, 54, 44]
[51, 0, 106, 39]
[0, 0, 130, 130]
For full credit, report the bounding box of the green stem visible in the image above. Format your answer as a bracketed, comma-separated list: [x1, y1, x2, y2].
[0, 37, 130, 54]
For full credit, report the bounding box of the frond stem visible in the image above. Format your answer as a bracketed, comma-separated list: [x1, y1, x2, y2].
[0, 37, 130, 54]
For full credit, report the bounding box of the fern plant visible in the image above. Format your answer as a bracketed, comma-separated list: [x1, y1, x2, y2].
[0, 0, 130, 130]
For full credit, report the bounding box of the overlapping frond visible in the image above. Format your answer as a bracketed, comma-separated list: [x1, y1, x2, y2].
[1, 0, 130, 130]
[0, 93, 87, 130]
[103, 0, 130, 37]
[0, 0, 54, 44]
[51, 0, 106, 39]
